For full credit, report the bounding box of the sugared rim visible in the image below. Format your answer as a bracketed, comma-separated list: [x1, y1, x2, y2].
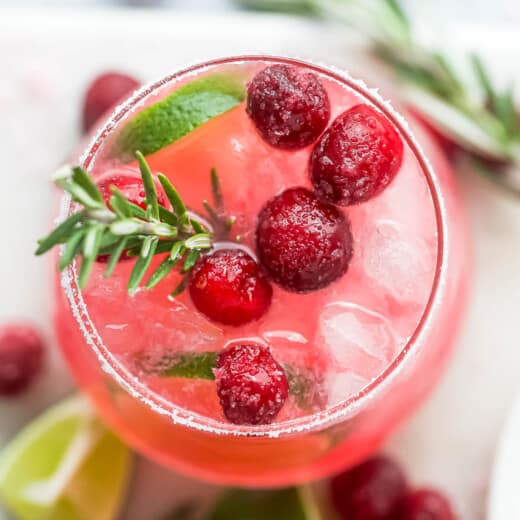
[60, 55, 448, 438]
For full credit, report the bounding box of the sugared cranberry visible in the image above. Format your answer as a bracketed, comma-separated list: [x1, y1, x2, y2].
[188, 249, 272, 326]
[310, 104, 404, 205]
[330, 455, 407, 520]
[0, 325, 44, 396]
[394, 489, 456, 520]
[82, 72, 140, 134]
[256, 187, 352, 293]
[95, 169, 167, 263]
[215, 342, 289, 425]
[246, 64, 330, 149]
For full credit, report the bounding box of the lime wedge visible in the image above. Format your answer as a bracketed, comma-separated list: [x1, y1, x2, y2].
[207, 485, 323, 520]
[114, 73, 246, 160]
[0, 395, 131, 520]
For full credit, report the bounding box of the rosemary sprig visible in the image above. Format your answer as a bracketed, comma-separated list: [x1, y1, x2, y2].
[36, 151, 212, 293]
[240, 0, 520, 196]
[203, 167, 237, 239]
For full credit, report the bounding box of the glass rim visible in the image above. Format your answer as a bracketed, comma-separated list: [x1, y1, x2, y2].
[60, 54, 448, 438]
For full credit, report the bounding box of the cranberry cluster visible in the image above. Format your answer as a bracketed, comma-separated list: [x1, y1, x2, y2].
[249, 64, 403, 296]
[330, 455, 457, 520]
[209, 65, 402, 424]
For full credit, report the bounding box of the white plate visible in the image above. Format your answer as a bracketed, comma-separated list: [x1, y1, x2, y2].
[1, 8, 520, 520]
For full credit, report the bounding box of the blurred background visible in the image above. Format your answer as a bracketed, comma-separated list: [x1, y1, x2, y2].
[0, 0, 519, 24]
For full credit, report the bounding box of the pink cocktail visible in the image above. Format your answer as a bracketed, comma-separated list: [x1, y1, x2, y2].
[54, 56, 469, 487]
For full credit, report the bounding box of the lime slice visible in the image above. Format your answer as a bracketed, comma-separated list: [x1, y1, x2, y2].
[114, 73, 246, 160]
[207, 485, 323, 520]
[0, 395, 131, 520]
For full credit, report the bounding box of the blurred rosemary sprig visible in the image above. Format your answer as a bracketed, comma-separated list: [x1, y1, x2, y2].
[35, 152, 213, 294]
[239, 0, 520, 195]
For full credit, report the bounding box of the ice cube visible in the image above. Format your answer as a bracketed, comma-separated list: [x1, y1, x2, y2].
[319, 302, 397, 380]
[85, 270, 223, 362]
[325, 371, 368, 406]
[361, 220, 435, 306]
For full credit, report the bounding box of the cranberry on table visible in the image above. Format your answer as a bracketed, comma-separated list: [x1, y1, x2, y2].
[215, 342, 289, 425]
[188, 249, 272, 326]
[310, 104, 404, 206]
[0, 325, 45, 396]
[82, 72, 140, 134]
[246, 64, 330, 150]
[393, 489, 456, 520]
[330, 455, 407, 520]
[256, 187, 353, 293]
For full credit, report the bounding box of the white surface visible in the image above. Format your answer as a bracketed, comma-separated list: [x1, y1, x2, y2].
[1, 8, 520, 520]
[488, 392, 520, 520]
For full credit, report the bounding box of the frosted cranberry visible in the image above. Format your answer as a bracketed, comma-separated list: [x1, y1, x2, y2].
[82, 72, 140, 133]
[394, 489, 456, 520]
[189, 249, 272, 326]
[215, 343, 289, 425]
[330, 455, 407, 520]
[256, 187, 352, 293]
[0, 325, 44, 396]
[246, 64, 330, 149]
[310, 104, 404, 205]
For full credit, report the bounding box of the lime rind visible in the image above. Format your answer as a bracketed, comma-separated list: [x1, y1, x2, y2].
[207, 485, 323, 520]
[114, 73, 246, 159]
[0, 397, 93, 484]
[0, 395, 131, 520]
[297, 484, 323, 520]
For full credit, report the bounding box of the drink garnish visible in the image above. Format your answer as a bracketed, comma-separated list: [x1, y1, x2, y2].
[169, 168, 239, 297]
[246, 64, 330, 150]
[310, 104, 403, 206]
[35, 152, 212, 293]
[136, 349, 324, 414]
[256, 187, 353, 293]
[215, 343, 289, 425]
[113, 73, 246, 160]
[188, 249, 273, 326]
[202, 168, 236, 239]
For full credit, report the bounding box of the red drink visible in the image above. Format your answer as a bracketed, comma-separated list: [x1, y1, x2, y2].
[54, 56, 469, 486]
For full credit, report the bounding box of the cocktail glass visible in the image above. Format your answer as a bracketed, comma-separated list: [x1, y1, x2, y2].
[54, 56, 469, 487]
